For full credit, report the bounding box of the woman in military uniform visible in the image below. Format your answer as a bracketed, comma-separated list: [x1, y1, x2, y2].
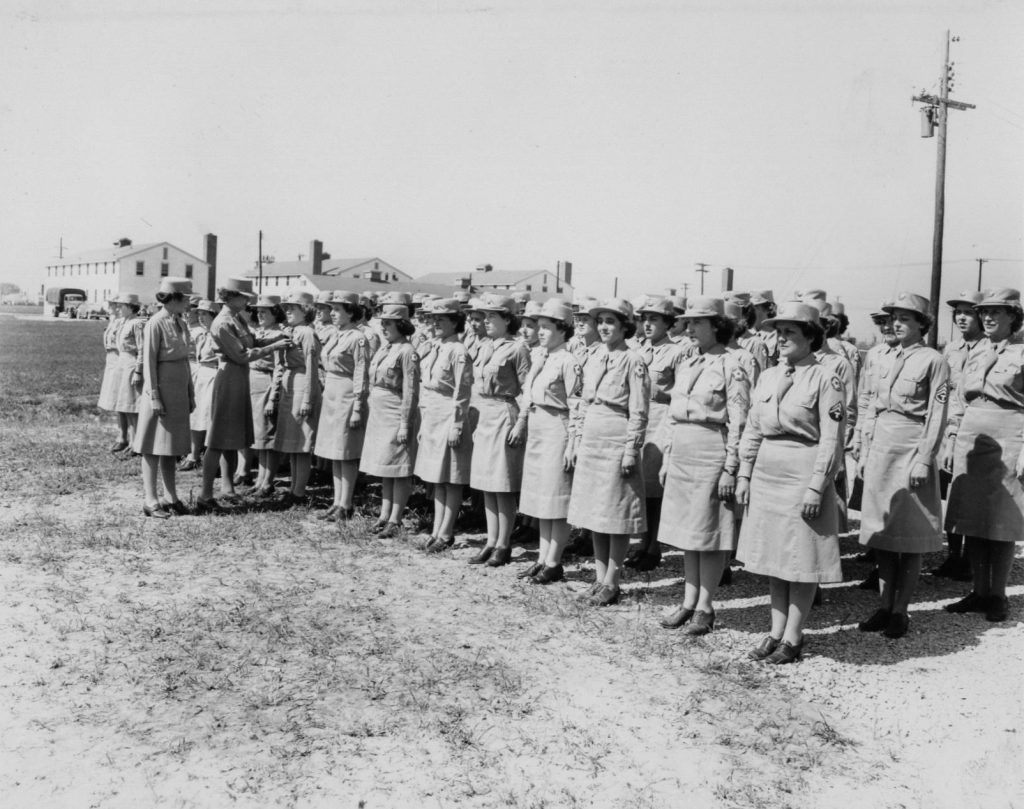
[658, 297, 750, 636]
[944, 288, 1024, 623]
[99, 296, 127, 450]
[857, 292, 949, 639]
[112, 292, 147, 455]
[566, 299, 650, 607]
[249, 295, 285, 497]
[736, 302, 845, 664]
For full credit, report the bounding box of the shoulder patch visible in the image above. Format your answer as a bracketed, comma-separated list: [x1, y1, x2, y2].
[731, 367, 747, 382]
[410, 353, 419, 364]
[830, 376, 843, 391]
[828, 402, 843, 422]
[635, 363, 648, 378]
[934, 381, 949, 404]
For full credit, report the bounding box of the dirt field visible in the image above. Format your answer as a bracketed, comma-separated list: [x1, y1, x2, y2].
[1, 314, 1021, 809]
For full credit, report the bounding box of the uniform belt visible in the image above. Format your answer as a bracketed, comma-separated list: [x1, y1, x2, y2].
[968, 395, 1020, 411]
[478, 393, 516, 402]
[651, 392, 671, 404]
[878, 410, 926, 424]
[592, 399, 627, 413]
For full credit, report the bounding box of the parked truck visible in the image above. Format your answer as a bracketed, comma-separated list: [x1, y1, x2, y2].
[45, 287, 87, 318]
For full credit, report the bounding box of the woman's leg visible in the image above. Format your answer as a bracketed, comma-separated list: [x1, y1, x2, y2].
[331, 460, 344, 507]
[125, 413, 138, 446]
[968, 536, 992, 596]
[606, 534, 630, 586]
[545, 519, 570, 566]
[482, 492, 498, 549]
[890, 553, 923, 616]
[695, 550, 731, 612]
[158, 456, 178, 502]
[768, 577, 788, 640]
[681, 551, 700, 610]
[200, 448, 221, 499]
[117, 413, 130, 444]
[495, 493, 517, 549]
[438, 484, 463, 539]
[141, 454, 160, 508]
[292, 453, 312, 496]
[379, 478, 395, 523]
[220, 452, 238, 496]
[591, 532, 610, 584]
[389, 476, 412, 524]
[875, 549, 899, 611]
[782, 582, 818, 646]
[431, 484, 445, 537]
[188, 430, 205, 463]
[989, 540, 1016, 598]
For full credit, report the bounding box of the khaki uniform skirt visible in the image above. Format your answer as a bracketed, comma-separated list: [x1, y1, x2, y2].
[207, 362, 254, 451]
[945, 405, 1024, 543]
[641, 400, 669, 498]
[113, 352, 141, 413]
[316, 373, 363, 461]
[415, 388, 473, 485]
[98, 349, 121, 412]
[133, 359, 191, 457]
[738, 437, 842, 583]
[859, 412, 943, 553]
[470, 395, 524, 492]
[248, 368, 277, 451]
[190, 363, 217, 432]
[520, 405, 573, 520]
[659, 422, 738, 552]
[275, 368, 320, 454]
[566, 405, 647, 535]
[360, 387, 416, 477]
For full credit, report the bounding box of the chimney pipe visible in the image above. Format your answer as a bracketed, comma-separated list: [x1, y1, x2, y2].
[204, 233, 218, 299]
[311, 240, 324, 276]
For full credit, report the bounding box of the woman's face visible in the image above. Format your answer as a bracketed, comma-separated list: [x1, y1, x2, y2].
[684, 317, 716, 352]
[165, 295, 189, 316]
[468, 312, 486, 337]
[316, 305, 333, 325]
[484, 311, 509, 339]
[381, 319, 402, 343]
[256, 307, 275, 328]
[776, 322, 812, 362]
[892, 310, 923, 345]
[537, 317, 566, 350]
[596, 312, 625, 345]
[331, 304, 353, 328]
[979, 306, 1014, 342]
[283, 304, 305, 327]
[226, 293, 248, 313]
[198, 309, 215, 329]
[953, 304, 982, 339]
[433, 314, 456, 340]
[520, 319, 539, 345]
[574, 314, 597, 340]
[641, 313, 670, 342]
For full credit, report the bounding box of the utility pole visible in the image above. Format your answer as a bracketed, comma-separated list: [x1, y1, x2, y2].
[976, 258, 987, 292]
[695, 263, 710, 295]
[59, 236, 64, 259]
[258, 230, 263, 294]
[913, 30, 976, 347]
[681, 282, 690, 299]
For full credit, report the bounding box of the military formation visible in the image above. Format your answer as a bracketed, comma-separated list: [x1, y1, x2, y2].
[97, 275, 1023, 664]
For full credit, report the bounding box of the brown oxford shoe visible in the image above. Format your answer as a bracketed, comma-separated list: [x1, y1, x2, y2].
[660, 606, 695, 629]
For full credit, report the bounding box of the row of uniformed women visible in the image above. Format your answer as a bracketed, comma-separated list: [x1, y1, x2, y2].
[97, 292, 149, 453]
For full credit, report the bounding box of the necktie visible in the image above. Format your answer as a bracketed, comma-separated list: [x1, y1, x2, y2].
[887, 348, 907, 398]
[776, 363, 795, 416]
[683, 353, 706, 395]
[592, 351, 610, 394]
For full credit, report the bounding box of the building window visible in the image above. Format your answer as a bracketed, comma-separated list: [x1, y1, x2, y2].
[374, 261, 379, 270]
[185, 264, 193, 278]
[162, 247, 168, 260]
[352, 273, 360, 279]
[160, 263, 169, 277]
[136, 261, 144, 276]
[525, 285, 532, 291]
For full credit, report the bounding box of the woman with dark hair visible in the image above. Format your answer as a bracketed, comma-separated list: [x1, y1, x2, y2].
[274, 291, 322, 506]
[99, 296, 126, 450]
[249, 295, 285, 496]
[626, 297, 690, 571]
[465, 294, 532, 567]
[857, 292, 948, 638]
[659, 297, 750, 635]
[567, 298, 650, 606]
[133, 278, 195, 517]
[416, 298, 474, 551]
[360, 303, 420, 537]
[112, 293, 147, 455]
[315, 291, 369, 519]
[726, 292, 769, 376]
[198, 278, 288, 510]
[944, 288, 1024, 622]
[512, 299, 582, 583]
[181, 299, 220, 472]
[933, 290, 986, 580]
[736, 301, 845, 663]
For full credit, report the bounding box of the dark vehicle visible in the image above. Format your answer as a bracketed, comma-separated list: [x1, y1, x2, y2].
[76, 302, 110, 320]
[45, 287, 87, 318]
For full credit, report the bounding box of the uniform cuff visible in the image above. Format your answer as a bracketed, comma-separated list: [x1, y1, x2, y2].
[808, 473, 826, 492]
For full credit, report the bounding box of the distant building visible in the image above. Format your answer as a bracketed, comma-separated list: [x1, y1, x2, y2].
[247, 258, 414, 293]
[43, 239, 213, 304]
[415, 262, 574, 300]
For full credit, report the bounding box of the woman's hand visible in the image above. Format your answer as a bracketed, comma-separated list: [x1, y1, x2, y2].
[299, 402, 311, 418]
[718, 471, 736, 501]
[735, 477, 750, 506]
[507, 420, 526, 448]
[942, 443, 955, 474]
[188, 396, 196, 414]
[447, 425, 463, 448]
[621, 454, 636, 478]
[658, 464, 668, 487]
[1016, 448, 1024, 480]
[801, 489, 822, 520]
[908, 462, 930, 488]
[562, 443, 575, 472]
[130, 369, 143, 390]
[264, 404, 276, 417]
[151, 397, 165, 416]
[349, 411, 362, 428]
[396, 425, 409, 445]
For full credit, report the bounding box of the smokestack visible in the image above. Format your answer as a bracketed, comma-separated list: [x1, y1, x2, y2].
[311, 240, 323, 276]
[559, 260, 572, 287]
[204, 233, 218, 299]
[721, 267, 734, 292]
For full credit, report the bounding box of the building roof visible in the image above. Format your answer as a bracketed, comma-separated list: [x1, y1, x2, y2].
[415, 269, 561, 287]
[252, 257, 408, 278]
[49, 241, 208, 267]
[247, 272, 454, 298]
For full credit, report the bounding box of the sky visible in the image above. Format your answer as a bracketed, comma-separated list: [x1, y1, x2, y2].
[1, 0, 1021, 336]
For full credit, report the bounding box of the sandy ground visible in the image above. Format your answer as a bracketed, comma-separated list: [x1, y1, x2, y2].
[0, 476, 1021, 808]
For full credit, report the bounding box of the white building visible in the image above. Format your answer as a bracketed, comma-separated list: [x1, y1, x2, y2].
[43, 240, 212, 305]
[415, 262, 574, 300]
[247, 256, 413, 294]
